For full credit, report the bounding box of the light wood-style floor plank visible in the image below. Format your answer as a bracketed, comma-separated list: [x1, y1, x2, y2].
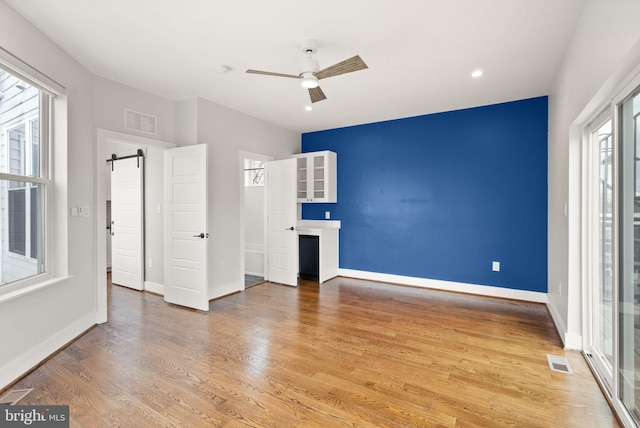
[5, 276, 618, 427]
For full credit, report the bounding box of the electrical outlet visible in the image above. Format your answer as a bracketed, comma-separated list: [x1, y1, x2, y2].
[492, 261, 500, 272]
[325, 211, 331, 219]
[148, 258, 153, 268]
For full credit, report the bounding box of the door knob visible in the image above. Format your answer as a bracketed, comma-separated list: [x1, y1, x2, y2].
[193, 232, 205, 238]
[285, 226, 295, 231]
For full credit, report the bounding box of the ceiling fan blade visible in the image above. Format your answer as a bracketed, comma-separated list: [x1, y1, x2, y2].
[309, 86, 327, 103]
[315, 55, 368, 80]
[245, 69, 300, 79]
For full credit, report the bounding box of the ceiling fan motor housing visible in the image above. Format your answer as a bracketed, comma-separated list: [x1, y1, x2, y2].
[301, 56, 319, 74]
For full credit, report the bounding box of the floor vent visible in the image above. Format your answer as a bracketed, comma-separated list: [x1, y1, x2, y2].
[547, 354, 573, 374]
[0, 388, 33, 405]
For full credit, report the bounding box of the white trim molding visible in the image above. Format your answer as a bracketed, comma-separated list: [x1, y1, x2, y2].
[338, 269, 549, 303]
[144, 281, 165, 296]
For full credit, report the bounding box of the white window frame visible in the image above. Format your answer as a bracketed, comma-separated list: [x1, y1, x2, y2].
[0, 92, 50, 279]
[0, 46, 62, 299]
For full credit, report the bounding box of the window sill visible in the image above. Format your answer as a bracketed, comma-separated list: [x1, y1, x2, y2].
[0, 275, 71, 304]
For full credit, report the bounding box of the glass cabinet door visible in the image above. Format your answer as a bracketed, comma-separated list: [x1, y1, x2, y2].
[312, 154, 325, 200]
[297, 157, 308, 200]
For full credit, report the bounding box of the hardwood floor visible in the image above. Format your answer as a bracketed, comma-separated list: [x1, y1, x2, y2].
[7, 277, 619, 427]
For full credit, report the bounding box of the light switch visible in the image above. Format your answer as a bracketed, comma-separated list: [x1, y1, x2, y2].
[492, 261, 500, 272]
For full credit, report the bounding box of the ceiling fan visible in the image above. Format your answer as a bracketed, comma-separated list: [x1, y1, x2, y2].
[246, 39, 368, 104]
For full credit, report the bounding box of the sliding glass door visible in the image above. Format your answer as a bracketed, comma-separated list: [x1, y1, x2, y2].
[585, 77, 640, 427]
[619, 87, 640, 424]
[588, 115, 614, 389]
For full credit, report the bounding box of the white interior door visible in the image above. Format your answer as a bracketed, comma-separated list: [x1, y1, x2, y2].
[267, 158, 298, 286]
[111, 157, 144, 290]
[164, 144, 209, 311]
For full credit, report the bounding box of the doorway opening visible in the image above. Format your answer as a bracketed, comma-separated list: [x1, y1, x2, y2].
[239, 151, 272, 289]
[95, 129, 176, 323]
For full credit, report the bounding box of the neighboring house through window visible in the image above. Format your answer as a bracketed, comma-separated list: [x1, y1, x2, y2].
[0, 68, 47, 285]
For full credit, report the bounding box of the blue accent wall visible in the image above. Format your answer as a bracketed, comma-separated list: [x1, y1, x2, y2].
[302, 97, 548, 293]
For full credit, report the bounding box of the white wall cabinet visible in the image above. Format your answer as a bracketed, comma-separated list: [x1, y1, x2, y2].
[293, 151, 337, 203]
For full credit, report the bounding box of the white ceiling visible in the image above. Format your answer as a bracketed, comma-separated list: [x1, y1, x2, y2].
[5, 0, 584, 133]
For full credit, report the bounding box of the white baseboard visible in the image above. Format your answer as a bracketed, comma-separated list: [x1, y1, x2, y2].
[144, 281, 165, 296]
[338, 269, 549, 303]
[546, 300, 582, 350]
[0, 312, 95, 390]
[563, 332, 583, 350]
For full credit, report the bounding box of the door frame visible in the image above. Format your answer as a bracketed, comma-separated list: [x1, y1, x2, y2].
[95, 129, 176, 323]
[238, 151, 273, 286]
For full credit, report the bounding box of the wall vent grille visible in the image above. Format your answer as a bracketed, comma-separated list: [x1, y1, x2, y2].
[124, 108, 157, 134]
[0, 388, 34, 405]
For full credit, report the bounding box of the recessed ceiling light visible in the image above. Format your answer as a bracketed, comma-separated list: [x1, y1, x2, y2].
[472, 69, 483, 78]
[305, 106, 313, 112]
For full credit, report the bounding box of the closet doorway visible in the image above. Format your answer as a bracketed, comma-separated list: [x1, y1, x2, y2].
[240, 151, 272, 289]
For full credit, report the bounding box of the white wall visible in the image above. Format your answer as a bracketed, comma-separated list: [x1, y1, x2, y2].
[0, 1, 95, 388]
[548, 0, 640, 348]
[190, 97, 299, 299]
[92, 76, 178, 143]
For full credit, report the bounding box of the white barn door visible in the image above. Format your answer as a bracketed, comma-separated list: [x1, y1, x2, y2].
[111, 157, 144, 290]
[164, 144, 209, 311]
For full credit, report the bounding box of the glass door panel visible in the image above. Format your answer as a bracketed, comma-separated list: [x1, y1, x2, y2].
[619, 88, 640, 424]
[594, 118, 614, 369]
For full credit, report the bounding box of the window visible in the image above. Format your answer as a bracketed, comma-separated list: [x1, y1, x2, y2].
[244, 159, 265, 186]
[0, 68, 49, 286]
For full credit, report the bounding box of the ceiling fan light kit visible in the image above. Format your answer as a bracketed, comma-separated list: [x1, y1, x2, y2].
[300, 72, 319, 88]
[246, 38, 368, 104]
